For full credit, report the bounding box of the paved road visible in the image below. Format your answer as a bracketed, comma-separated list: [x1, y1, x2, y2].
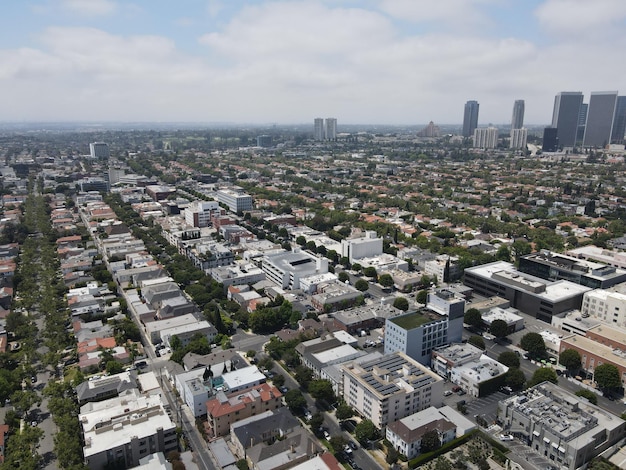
[232, 329, 269, 354]
[272, 359, 382, 470]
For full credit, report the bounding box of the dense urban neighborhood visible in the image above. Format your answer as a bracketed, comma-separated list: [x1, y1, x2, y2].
[0, 124, 625, 470]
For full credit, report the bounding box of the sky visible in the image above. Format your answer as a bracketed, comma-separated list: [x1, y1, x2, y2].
[1, 0, 626, 125]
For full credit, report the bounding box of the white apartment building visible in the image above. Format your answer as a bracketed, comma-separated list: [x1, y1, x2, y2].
[215, 189, 253, 213]
[472, 127, 499, 149]
[581, 289, 626, 329]
[342, 352, 443, 429]
[510, 128, 528, 149]
[184, 200, 221, 227]
[423, 254, 460, 283]
[80, 390, 177, 469]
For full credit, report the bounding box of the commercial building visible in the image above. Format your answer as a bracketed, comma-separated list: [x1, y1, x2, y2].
[463, 261, 591, 322]
[542, 127, 559, 152]
[89, 142, 110, 159]
[580, 289, 626, 329]
[340, 231, 382, 262]
[80, 390, 178, 470]
[295, 336, 364, 379]
[256, 135, 272, 148]
[262, 249, 328, 290]
[611, 95, 626, 144]
[552, 92, 584, 147]
[481, 307, 524, 333]
[183, 200, 222, 228]
[498, 382, 626, 470]
[205, 383, 283, 438]
[424, 254, 460, 284]
[567, 245, 626, 270]
[215, 188, 253, 213]
[462, 100, 479, 137]
[511, 99, 525, 130]
[342, 352, 443, 429]
[583, 91, 618, 147]
[518, 251, 626, 289]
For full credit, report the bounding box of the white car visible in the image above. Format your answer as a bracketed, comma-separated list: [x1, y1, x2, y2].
[499, 434, 514, 441]
[323, 430, 331, 440]
[443, 390, 453, 397]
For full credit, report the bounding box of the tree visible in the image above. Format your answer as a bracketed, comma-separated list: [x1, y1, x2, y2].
[594, 364, 621, 392]
[336, 403, 355, 421]
[420, 429, 441, 452]
[338, 271, 349, 283]
[294, 365, 313, 389]
[393, 297, 409, 311]
[498, 351, 520, 369]
[309, 412, 324, 431]
[529, 367, 558, 387]
[354, 279, 369, 292]
[363, 266, 378, 280]
[272, 374, 285, 388]
[386, 447, 400, 465]
[468, 335, 485, 350]
[575, 389, 598, 405]
[496, 245, 511, 262]
[416, 289, 428, 304]
[329, 435, 347, 453]
[489, 319, 509, 339]
[464, 308, 482, 327]
[309, 380, 335, 403]
[169, 335, 182, 351]
[559, 349, 581, 374]
[355, 419, 379, 445]
[106, 360, 124, 375]
[505, 368, 526, 390]
[520, 332, 546, 358]
[378, 273, 394, 288]
[284, 389, 306, 411]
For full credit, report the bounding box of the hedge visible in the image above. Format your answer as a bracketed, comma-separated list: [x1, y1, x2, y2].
[408, 430, 509, 468]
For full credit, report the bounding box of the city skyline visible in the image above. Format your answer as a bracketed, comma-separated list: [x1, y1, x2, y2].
[1, 1, 626, 124]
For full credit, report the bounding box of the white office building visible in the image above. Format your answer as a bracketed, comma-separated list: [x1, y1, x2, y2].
[184, 200, 221, 227]
[340, 231, 383, 262]
[215, 189, 253, 213]
[581, 289, 626, 329]
[262, 249, 328, 290]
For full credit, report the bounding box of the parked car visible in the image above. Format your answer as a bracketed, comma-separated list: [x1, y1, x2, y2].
[452, 385, 461, 392]
[499, 434, 514, 441]
[323, 430, 331, 440]
[444, 390, 453, 397]
[500, 386, 513, 395]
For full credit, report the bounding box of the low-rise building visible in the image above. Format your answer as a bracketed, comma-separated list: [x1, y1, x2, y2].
[580, 289, 626, 329]
[481, 307, 525, 333]
[386, 406, 461, 459]
[498, 382, 626, 470]
[342, 352, 444, 429]
[205, 383, 283, 438]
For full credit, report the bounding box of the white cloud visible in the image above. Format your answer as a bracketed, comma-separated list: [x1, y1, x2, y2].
[535, 0, 626, 39]
[59, 0, 118, 16]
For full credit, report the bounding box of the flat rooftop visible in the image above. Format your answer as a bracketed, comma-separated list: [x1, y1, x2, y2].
[389, 310, 445, 329]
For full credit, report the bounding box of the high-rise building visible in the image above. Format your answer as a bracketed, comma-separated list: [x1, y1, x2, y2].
[611, 96, 626, 144]
[313, 118, 324, 141]
[542, 127, 559, 152]
[510, 128, 528, 150]
[325, 118, 337, 140]
[577, 103, 588, 144]
[256, 135, 272, 147]
[511, 100, 525, 130]
[583, 91, 618, 147]
[89, 142, 109, 159]
[472, 127, 498, 149]
[551, 92, 583, 147]
[462, 100, 479, 137]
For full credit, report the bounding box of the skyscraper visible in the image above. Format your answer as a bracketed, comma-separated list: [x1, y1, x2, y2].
[610, 96, 626, 144]
[583, 91, 618, 147]
[511, 100, 525, 130]
[510, 128, 528, 150]
[313, 118, 324, 141]
[577, 103, 588, 144]
[551, 92, 583, 148]
[325, 118, 337, 141]
[462, 101, 479, 137]
[542, 127, 559, 152]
